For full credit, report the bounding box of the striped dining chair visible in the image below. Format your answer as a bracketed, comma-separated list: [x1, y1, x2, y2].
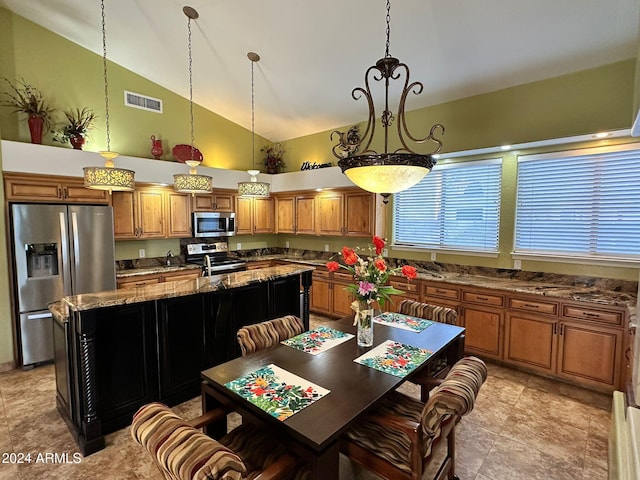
[237, 315, 305, 356]
[341, 356, 487, 480]
[131, 402, 309, 480]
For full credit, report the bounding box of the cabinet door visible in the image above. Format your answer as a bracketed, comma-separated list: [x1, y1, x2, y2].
[317, 193, 344, 235]
[137, 189, 165, 238]
[505, 313, 557, 372]
[462, 305, 503, 359]
[166, 191, 192, 238]
[162, 270, 202, 283]
[157, 295, 206, 402]
[557, 321, 622, 389]
[253, 197, 274, 233]
[116, 275, 162, 289]
[4, 175, 62, 201]
[310, 276, 332, 315]
[344, 192, 374, 237]
[296, 196, 317, 234]
[276, 196, 296, 233]
[332, 282, 354, 317]
[112, 191, 137, 239]
[62, 181, 110, 204]
[193, 194, 215, 211]
[235, 197, 253, 235]
[213, 193, 234, 212]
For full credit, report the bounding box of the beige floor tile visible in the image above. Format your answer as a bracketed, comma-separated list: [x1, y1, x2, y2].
[526, 374, 611, 411]
[513, 386, 594, 431]
[456, 420, 497, 474]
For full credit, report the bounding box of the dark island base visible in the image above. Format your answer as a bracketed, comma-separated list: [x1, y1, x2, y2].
[55, 270, 312, 455]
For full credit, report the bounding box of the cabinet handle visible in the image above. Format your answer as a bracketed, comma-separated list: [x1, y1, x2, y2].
[213, 203, 217, 209]
[58, 187, 63, 198]
[553, 323, 557, 335]
[625, 347, 631, 361]
[524, 303, 539, 309]
[63, 187, 68, 198]
[476, 296, 489, 301]
[435, 289, 447, 294]
[559, 324, 564, 335]
[582, 312, 600, 318]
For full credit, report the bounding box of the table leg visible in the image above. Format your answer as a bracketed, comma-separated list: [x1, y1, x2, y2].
[201, 382, 228, 438]
[306, 440, 339, 480]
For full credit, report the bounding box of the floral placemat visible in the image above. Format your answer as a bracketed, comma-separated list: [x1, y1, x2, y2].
[354, 340, 433, 378]
[374, 312, 434, 333]
[224, 364, 330, 421]
[282, 326, 354, 355]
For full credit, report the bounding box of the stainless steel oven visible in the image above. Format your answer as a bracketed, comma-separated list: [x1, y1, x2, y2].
[192, 212, 235, 237]
[186, 242, 246, 276]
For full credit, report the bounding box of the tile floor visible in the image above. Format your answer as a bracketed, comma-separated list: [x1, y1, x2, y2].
[0, 314, 611, 479]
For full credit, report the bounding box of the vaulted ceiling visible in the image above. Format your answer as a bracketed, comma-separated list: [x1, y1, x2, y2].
[2, 0, 639, 142]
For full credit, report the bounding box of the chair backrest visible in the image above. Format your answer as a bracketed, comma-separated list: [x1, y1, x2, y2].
[131, 402, 246, 480]
[420, 356, 487, 438]
[398, 299, 458, 325]
[237, 315, 305, 356]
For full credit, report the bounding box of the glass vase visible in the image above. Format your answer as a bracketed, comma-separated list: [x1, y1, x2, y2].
[356, 307, 374, 347]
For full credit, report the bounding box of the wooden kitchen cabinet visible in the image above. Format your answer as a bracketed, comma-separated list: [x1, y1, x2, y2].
[3, 172, 110, 204]
[310, 270, 354, 317]
[460, 287, 505, 360]
[316, 189, 375, 237]
[162, 269, 202, 282]
[165, 191, 192, 238]
[388, 277, 421, 313]
[505, 312, 558, 372]
[236, 196, 274, 235]
[246, 261, 274, 270]
[117, 268, 202, 289]
[192, 190, 235, 212]
[275, 194, 316, 234]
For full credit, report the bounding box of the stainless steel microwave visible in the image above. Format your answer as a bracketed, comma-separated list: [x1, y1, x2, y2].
[192, 212, 236, 237]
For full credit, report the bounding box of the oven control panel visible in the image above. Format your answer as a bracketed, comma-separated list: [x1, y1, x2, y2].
[186, 242, 228, 255]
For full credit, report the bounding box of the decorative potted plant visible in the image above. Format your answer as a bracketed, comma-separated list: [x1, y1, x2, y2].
[262, 143, 285, 174]
[52, 107, 97, 150]
[0, 77, 54, 144]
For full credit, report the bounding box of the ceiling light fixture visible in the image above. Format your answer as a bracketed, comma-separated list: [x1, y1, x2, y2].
[83, 0, 135, 193]
[174, 6, 213, 195]
[238, 52, 270, 197]
[331, 0, 444, 203]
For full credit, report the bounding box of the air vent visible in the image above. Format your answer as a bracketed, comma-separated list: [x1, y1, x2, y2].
[124, 90, 163, 113]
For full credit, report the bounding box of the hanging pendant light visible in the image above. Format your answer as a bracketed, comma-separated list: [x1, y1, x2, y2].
[83, 0, 135, 193]
[331, 0, 444, 203]
[174, 6, 213, 194]
[238, 52, 270, 198]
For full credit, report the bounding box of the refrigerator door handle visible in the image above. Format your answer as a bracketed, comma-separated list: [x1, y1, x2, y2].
[26, 312, 52, 320]
[59, 212, 72, 296]
[70, 211, 80, 286]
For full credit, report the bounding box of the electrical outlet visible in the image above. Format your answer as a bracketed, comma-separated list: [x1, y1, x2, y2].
[138, 248, 145, 258]
[514, 259, 522, 270]
[324, 244, 329, 252]
[237, 243, 242, 250]
[430, 252, 437, 261]
[382, 248, 388, 257]
[285, 241, 290, 248]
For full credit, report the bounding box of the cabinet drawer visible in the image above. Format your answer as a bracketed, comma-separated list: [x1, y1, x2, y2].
[509, 297, 558, 316]
[562, 305, 623, 326]
[117, 276, 162, 289]
[313, 270, 330, 279]
[462, 290, 504, 307]
[424, 284, 460, 300]
[390, 280, 418, 293]
[332, 272, 353, 283]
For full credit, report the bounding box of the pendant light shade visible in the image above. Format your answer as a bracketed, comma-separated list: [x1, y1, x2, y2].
[84, 0, 135, 193]
[238, 52, 270, 198]
[174, 6, 212, 194]
[331, 0, 443, 203]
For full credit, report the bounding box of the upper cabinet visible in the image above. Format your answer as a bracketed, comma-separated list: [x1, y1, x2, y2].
[275, 194, 316, 234]
[236, 196, 275, 235]
[113, 186, 191, 239]
[192, 190, 235, 212]
[316, 189, 375, 237]
[4, 172, 110, 204]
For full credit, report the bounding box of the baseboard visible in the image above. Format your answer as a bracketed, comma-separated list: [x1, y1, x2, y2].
[0, 361, 15, 373]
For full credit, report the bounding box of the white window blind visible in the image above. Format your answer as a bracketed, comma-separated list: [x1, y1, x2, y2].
[515, 144, 640, 260]
[393, 159, 502, 252]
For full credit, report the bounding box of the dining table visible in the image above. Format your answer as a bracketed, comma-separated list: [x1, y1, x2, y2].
[200, 313, 466, 480]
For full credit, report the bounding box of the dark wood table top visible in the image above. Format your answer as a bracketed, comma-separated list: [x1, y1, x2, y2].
[200, 315, 465, 452]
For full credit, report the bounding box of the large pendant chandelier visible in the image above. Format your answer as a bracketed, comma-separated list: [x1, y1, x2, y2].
[331, 0, 444, 203]
[83, 0, 135, 193]
[174, 6, 213, 194]
[238, 52, 270, 198]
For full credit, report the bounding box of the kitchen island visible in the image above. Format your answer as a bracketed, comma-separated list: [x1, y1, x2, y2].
[50, 264, 313, 456]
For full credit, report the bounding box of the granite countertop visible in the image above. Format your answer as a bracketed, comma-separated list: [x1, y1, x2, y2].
[116, 263, 201, 278]
[61, 264, 315, 315]
[246, 255, 637, 310]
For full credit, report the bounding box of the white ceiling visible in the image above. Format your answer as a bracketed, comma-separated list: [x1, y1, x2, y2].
[2, 0, 639, 142]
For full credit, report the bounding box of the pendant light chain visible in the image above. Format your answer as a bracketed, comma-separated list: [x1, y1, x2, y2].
[187, 15, 195, 160]
[251, 59, 255, 169]
[385, 0, 391, 58]
[101, 0, 111, 152]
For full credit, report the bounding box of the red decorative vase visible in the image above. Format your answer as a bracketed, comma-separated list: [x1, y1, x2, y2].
[69, 135, 85, 150]
[27, 115, 44, 144]
[150, 135, 163, 159]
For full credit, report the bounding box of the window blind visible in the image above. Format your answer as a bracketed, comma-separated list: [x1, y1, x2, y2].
[393, 159, 502, 252]
[515, 144, 640, 260]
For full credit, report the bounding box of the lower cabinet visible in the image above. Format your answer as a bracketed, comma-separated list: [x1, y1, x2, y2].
[462, 304, 504, 360]
[310, 270, 353, 318]
[505, 313, 557, 372]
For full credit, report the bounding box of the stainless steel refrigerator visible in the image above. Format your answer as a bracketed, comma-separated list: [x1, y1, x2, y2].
[11, 204, 116, 367]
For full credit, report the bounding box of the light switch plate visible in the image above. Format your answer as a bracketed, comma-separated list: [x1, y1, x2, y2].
[138, 248, 145, 258]
[324, 244, 329, 251]
[514, 259, 522, 270]
[430, 252, 437, 261]
[237, 243, 242, 250]
[285, 241, 290, 248]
